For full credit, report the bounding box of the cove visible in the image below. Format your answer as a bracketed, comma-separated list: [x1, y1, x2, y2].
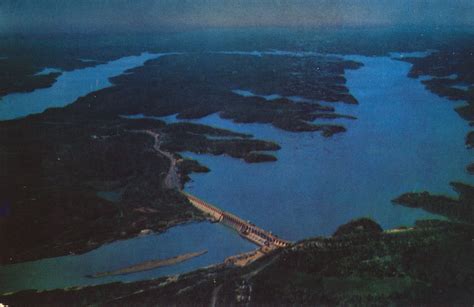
[1, 51, 472, 294]
[179, 53, 472, 241]
[0, 52, 172, 121]
[0, 222, 255, 294]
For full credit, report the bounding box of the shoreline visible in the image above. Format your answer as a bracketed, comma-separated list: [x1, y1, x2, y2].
[1, 42, 473, 300]
[2, 218, 472, 305]
[88, 250, 208, 278]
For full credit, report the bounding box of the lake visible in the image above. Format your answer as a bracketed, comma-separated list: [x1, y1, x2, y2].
[0, 52, 171, 121]
[0, 51, 471, 294]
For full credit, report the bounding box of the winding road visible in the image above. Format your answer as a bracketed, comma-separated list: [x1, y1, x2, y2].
[130, 129, 181, 190]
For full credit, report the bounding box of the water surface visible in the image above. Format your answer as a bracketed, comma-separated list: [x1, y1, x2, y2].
[0, 52, 171, 120]
[1, 51, 472, 294]
[0, 222, 254, 294]
[178, 54, 472, 240]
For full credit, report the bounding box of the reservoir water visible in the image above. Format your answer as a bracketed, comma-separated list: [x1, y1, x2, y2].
[182, 54, 472, 241]
[0, 223, 254, 293]
[1, 52, 472, 294]
[0, 52, 170, 121]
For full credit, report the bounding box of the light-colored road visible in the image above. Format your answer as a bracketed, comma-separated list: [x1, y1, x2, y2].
[143, 130, 181, 190]
[210, 284, 223, 307]
[128, 129, 181, 190]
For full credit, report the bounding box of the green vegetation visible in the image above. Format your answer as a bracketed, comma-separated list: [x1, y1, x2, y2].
[402, 48, 474, 166]
[466, 131, 474, 148]
[0, 59, 61, 98]
[1, 33, 360, 265]
[393, 182, 474, 223]
[161, 122, 280, 161]
[0, 109, 280, 264]
[1, 29, 474, 305]
[467, 163, 474, 175]
[0, 116, 202, 264]
[176, 157, 210, 184]
[62, 52, 359, 135]
[332, 217, 383, 237]
[3, 218, 472, 305]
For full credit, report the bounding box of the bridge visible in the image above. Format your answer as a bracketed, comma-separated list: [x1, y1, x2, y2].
[140, 129, 290, 252]
[182, 192, 290, 251]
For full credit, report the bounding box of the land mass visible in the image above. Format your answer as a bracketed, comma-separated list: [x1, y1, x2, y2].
[400, 47, 474, 174]
[60, 52, 360, 135]
[0, 112, 280, 264]
[2, 30, 474, 305]
[1, 33, 366, 265]
[2, 218, 472, 305]
[393, 182, 474, 224]
[88, 250, 207, 278]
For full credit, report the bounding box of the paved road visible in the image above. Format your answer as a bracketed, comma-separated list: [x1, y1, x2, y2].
[129, 129, 181, 190]
[145, 130, 181, 190]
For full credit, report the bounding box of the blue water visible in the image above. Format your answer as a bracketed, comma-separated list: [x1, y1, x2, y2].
[34, 68, 62, 76]
[0, 222, 255, 294]
[0, 51, 472, 294]
[231, 89, 327, 106]
[216, 50, 335, 59]
[452, 84, 471, 91]
[232, 89, 283, 101]
[0, 52, 173, 120]
[178, 55, 472, 240]
[389, 50, 437, 59]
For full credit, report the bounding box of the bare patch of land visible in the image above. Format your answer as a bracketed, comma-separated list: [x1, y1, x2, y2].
[89, 250, 208, 278]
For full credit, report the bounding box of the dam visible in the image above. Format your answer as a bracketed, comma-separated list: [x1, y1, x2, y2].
[182, 192, 291, 251]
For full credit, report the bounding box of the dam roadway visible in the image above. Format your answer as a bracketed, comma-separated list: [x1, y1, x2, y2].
[139, 129, 290, 251]
[182, 192, 291, 252]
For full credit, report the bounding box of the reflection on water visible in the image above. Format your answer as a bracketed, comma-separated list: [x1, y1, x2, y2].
[0, 222, 255, 294]
[180, 54, 470, 241]
[1, 51, 471, 294]
[0, 52, 172, 121]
